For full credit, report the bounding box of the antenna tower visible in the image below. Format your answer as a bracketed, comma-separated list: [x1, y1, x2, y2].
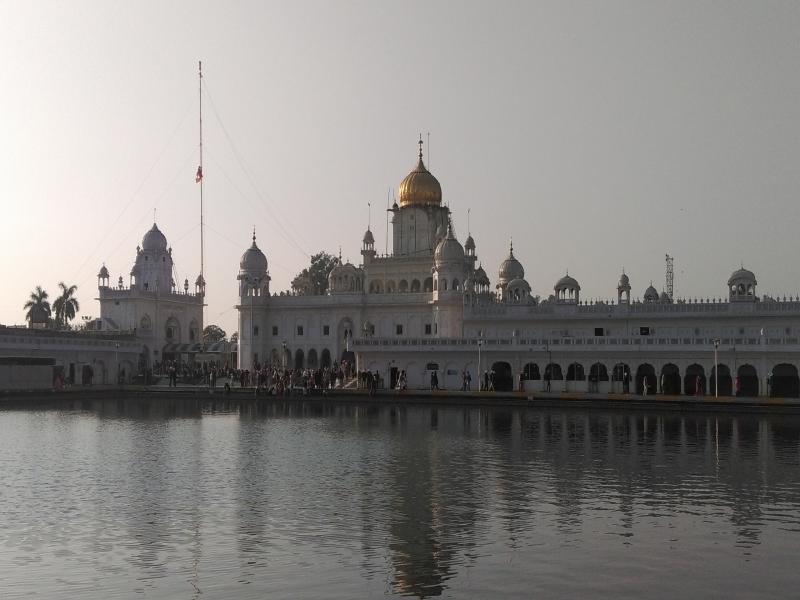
[665, 254, 674, 300]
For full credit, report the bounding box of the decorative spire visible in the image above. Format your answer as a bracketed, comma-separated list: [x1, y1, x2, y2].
[252, 227, 257, 246]
[509, 238, 514, 257]
[418, 133, 424, 160]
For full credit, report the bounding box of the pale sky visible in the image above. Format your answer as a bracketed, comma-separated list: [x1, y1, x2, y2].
[2, 1, 800, 336]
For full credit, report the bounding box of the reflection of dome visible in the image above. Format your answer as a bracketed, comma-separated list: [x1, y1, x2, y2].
[643, 284, 659, 302]
[398, 142, 442, 208]
[363, 228, 374, 245]
[434, 224, 464, 264]
[142, 223, 168, 252]
[98, 265, 109, 279]
[728, 267, 757, 286]
[498, 242, 524, 283]
[555, 274, 580, 291]
[239, 233, 268, 274]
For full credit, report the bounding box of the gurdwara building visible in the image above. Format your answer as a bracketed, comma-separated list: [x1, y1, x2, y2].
[236, 142, 800, 397]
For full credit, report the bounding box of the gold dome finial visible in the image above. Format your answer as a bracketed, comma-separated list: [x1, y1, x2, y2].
[398, 137, 442, 208]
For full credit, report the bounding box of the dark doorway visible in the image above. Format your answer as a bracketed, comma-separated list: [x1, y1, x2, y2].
[294, 349, 304, 370]
[390, 367, 399, 390]
[737, 364, 758, 397]
[545, 363, 563, 380]
[684, 364, 706, 395]
[612, 363, 631, 392]
[490, 361, 513, 391]
[566, 363, 585, 381]
[523, 363, 540, 380]
[636, 364, 656, 394]
[710, 364, 732, 396]
[770, 363, 799, 398]
[660, 364, 681, 395]
[321, 348, 332, 369]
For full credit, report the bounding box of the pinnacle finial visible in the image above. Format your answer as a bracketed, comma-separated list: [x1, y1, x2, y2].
[418, 134, 424, 160]
[252, 226, 256, 244]
[509, 238, 514, 255]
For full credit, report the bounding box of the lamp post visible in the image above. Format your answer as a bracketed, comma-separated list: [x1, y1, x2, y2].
[713, 338, 720, 398]
[543, 339, 551, 392]
[477, 330, 483, 391]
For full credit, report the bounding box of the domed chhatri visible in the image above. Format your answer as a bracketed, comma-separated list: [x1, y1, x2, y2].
[498, 241, 524, 285]
[643, 283, 659, 303]
[464, 235, 476, 251]
[239, 231, 268, 274]
[142, 223, 168, 252]
[398, 138, 442, 208]
[434, 223, 465, 264]
[362, 228, 375, 245]
[728, 265, 757, 301]
[555, 273, 581, 292]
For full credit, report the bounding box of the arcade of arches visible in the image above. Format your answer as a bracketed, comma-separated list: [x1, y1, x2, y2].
[514, 360, 800, 397]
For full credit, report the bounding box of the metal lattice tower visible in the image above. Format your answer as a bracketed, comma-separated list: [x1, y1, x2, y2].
[665, 254, 674, 300]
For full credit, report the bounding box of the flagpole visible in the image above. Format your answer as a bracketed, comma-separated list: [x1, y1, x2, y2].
[198, 60, 204, 301]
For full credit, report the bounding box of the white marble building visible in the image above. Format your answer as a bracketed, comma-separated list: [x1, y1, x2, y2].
[98, 223, 204, 368]
[237, 143, 800, 397]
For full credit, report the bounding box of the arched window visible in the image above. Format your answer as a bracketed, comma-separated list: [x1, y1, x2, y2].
[452, 279, 460, 291]
[140, 314, 152, 331]
[411, 279, 421, 292]
[399, 279, 409, 293]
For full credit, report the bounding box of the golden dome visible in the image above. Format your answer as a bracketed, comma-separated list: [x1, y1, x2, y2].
[398, 140, 442, 208]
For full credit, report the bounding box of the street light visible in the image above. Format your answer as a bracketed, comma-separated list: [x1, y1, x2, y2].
[477, 330, 483, 391]
[713, 338, 720, 398]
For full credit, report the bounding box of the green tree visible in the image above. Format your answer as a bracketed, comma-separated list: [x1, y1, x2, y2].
[53, 282, 80, 328]
[23, 286, 51, 324]
[292, 251, 338, 295]
[203, 324, 227, 343]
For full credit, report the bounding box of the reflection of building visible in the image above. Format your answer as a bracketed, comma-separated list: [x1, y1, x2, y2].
[98, 223, 204, 368]
[237, 141, 800, 398]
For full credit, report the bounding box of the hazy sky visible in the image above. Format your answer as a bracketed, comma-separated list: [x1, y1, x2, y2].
[2, 1, 800, 336]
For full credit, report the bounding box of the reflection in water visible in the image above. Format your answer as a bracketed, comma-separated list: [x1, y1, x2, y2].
[1, 398, 799, 599]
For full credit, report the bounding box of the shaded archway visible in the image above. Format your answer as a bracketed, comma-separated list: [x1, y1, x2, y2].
[399, 279, 408, 293]
[612, 363, 631, 392]
[636, 363, 656, 394]
[710, 364, 732, 396]
[307, 349, 318, 369]
[770, 363, 799, 398]
[589, 363, 609, 381]
[660, 363, 681, 395]
[411, 279, 421, 292]
[423, 277, 433, 292]
[566, 363, 585, 381]
[321, 348, 332, 369]
[737, 364, 758, 397]
[544, 363, 563, 380]
[684, 363, 706, 395]
[523, 362, 540, 380]
[490, 361, 513, 391]
[294, 349, 304, 370]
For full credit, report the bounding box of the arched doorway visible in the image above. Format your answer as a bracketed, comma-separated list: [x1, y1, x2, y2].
[684, 364, 706, 395]
[490, 361, 513, 391]
[544, 363, 563, 380]
[523, 363, 540, 380]
[710, 364, 732, 396]
[294, 349, 304, 370]
[660, 364, 681, 395]
[566, 363, 585, 381]
[770, 363, 799, 398]
[612, 363, 631, 392]
[321, 348, 332, 369]
[307, 349, 318, 369]
[737, 364, 758, 397]
[589, 363, 608, 393]
[636, 364, 656, 394]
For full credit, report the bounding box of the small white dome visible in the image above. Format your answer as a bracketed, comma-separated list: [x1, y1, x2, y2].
[555, 273, 580, 292]
[363, 228, 375, 245]
[239, 234, 268, 274]
[643, 284, 659, 302]
[464, 235, 475, 251]
[475, 264, 490, 285]
[728, 267, 757, 286]
[434, 223, 465, 265]
[507, 277, 531, 292]
[98, 265, 109, 279]
[142, 223, 168, 252]
[498, 242, 524, 282]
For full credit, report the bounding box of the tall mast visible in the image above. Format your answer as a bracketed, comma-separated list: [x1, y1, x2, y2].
[198, 60, 205, 301]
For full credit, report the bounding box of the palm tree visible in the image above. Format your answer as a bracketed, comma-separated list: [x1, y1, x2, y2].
[23, 286, 51, 324]
[53, 282, 80, 328]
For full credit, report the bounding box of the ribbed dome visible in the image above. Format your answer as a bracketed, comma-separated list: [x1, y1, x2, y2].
[643, 284, 659, 302]
[434, 223, 464, 265]
[195, 274, 206, 286]
[618, 272, 630, 288]
[507, 277, 531, 291]
[555, 274, 580, 291]
[362, 228, 375, 245]
[398, 143, 442, 208]
[98, 265, 109, 279]
[728, 267, 757, 286]
[142, 223, 168, 252]
[464, 235, 475, 251]
[240, 234, 268, 274]
[498, 243, 524, 283]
